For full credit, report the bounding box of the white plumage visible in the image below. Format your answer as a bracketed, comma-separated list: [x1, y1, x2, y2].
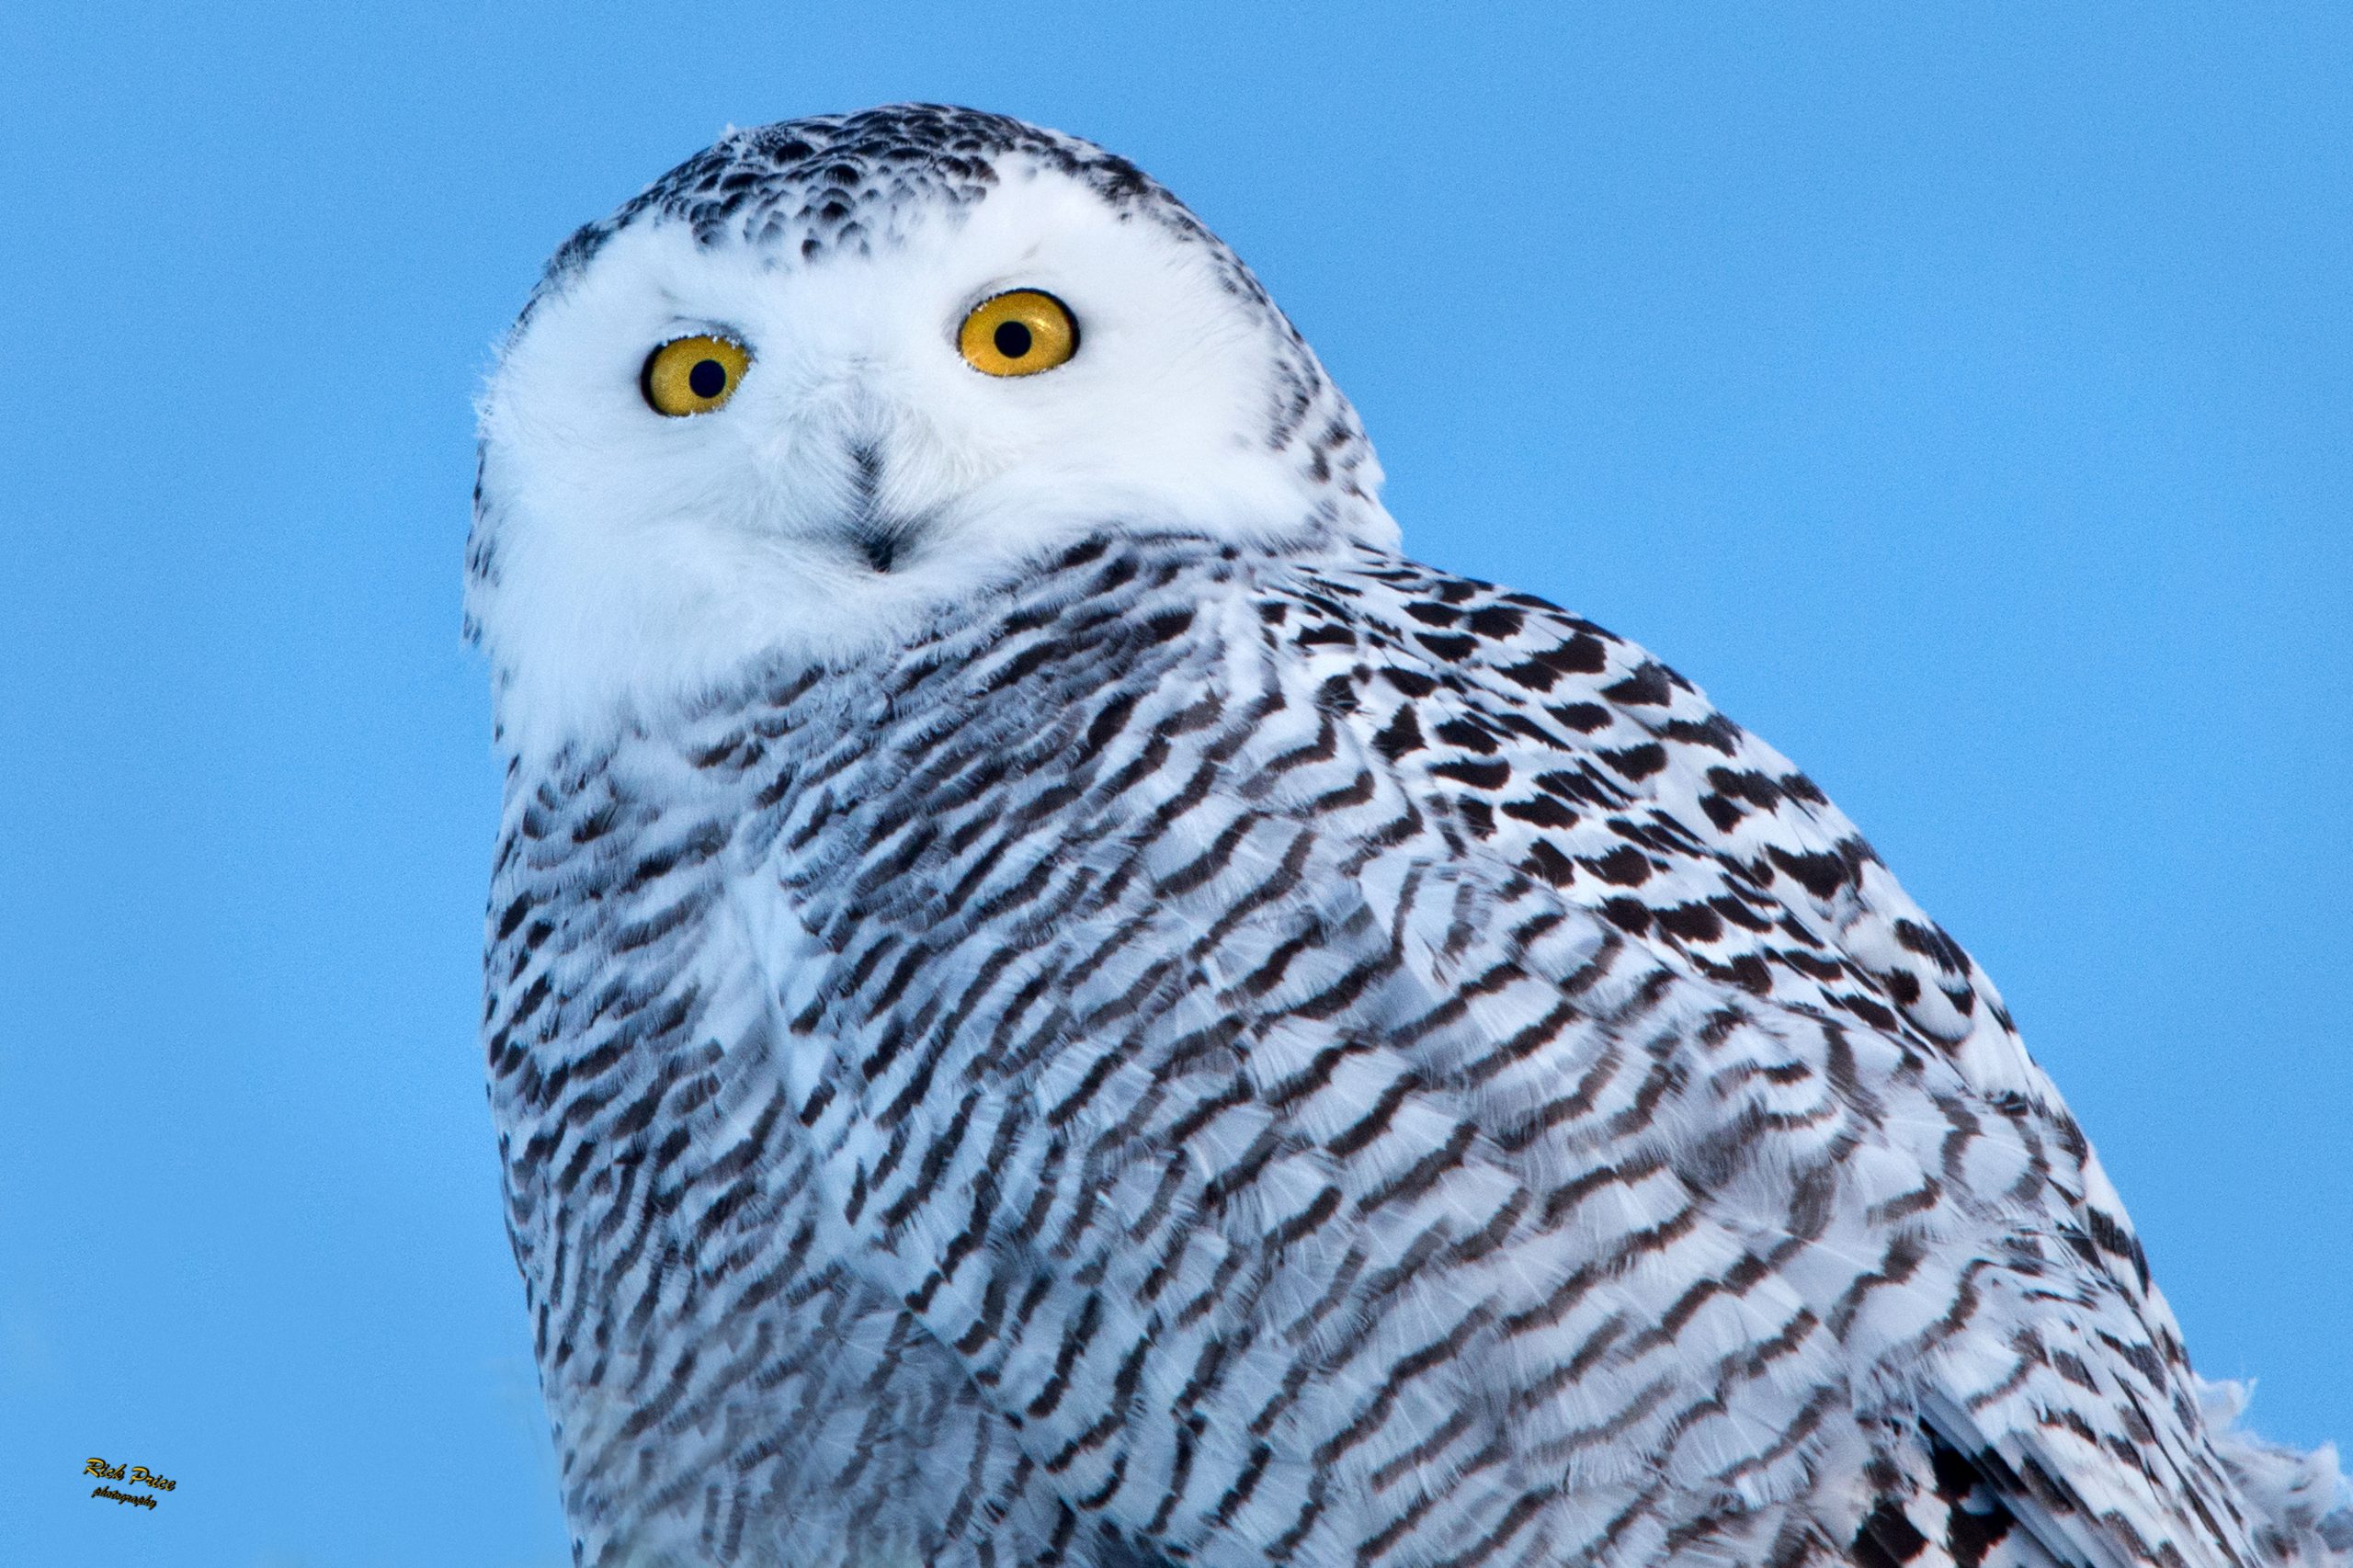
[468, 105, 2348, 1568]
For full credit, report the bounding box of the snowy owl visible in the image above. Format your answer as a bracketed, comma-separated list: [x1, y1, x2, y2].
[468, 106, 2347, 1568]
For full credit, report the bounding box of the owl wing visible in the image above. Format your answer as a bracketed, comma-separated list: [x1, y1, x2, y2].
[743, 532, 2291, 1568]
[1267, 547, 2293, 1568]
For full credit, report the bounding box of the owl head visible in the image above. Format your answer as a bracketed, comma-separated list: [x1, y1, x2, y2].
[467, 104, 1395, 756]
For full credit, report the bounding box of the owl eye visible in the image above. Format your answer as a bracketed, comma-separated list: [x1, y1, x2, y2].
[642, 335, 752, 416]
[958, 290, 1079, 377]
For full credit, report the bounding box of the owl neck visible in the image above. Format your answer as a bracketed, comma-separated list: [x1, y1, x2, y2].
[477, 502, 1397, 769]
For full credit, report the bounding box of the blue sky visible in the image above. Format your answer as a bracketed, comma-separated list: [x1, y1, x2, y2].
[1, 5, 2345, 1564]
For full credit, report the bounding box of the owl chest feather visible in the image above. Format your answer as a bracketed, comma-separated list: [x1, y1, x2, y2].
[483, 533, 2263, 1568]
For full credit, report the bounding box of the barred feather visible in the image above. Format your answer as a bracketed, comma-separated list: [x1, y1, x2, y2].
[484, 533, 2346, 1568]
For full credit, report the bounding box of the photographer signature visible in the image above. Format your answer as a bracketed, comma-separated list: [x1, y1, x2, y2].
[85, 1457, 176, 1511]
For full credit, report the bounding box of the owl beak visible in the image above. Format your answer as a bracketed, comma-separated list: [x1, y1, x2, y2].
[842, 438, 913, 574]
[852, 522, 906, 574]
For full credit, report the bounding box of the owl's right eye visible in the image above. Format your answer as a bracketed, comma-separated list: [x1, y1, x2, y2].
[642, 335, 752, 417]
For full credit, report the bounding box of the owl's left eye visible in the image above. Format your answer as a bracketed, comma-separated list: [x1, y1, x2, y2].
[642, 335, 752, 416]
[959, 291, 1079, 377]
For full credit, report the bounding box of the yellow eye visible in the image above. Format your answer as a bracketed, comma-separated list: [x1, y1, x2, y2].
[642, 335, 751, 416]
[958, 290, 1079, 377]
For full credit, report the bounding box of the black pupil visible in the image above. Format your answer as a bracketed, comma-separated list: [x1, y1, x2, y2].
[688, 358, 728, 398]
[993, 320, 1033, 359]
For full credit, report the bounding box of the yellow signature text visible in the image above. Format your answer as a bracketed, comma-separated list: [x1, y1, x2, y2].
[84, 1457, 176, 1507]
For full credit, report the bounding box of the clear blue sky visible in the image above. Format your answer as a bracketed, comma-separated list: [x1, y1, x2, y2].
[2, 5, 2344, 1564]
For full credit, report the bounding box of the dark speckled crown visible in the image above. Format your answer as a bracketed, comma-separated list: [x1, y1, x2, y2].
[542, 104, 1167, 281]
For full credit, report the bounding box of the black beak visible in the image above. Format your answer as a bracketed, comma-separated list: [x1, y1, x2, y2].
[847, 440, 904, 574]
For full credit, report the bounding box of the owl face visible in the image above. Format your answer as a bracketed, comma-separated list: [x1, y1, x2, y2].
[468, 113, 1394, 756]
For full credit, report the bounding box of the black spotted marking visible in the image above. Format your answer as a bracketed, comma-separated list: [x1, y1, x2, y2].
[1431, 758, 1511, 790]
[1699, 793, 1746, 833]
[1583, 846, 1654, 887]
[1501, 795, 1577, 830]
[1653, 903, 1724, 943]
[1432, 718, 1501, 755]
[1545, 701, 1610, 733]
[1853, 1500, 1932, 1568]
[1599, 663, 1674, 707]
[1597, 743, 1667, 780]
[1381, 666, 1439, 699]
[1768, 846, 1853, 901]
[1521, 840, 1577, 887]
[1372, 705, 1426, 762]
[1465, 606, 1523, 639]
[1497, 659, 1562, 692]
